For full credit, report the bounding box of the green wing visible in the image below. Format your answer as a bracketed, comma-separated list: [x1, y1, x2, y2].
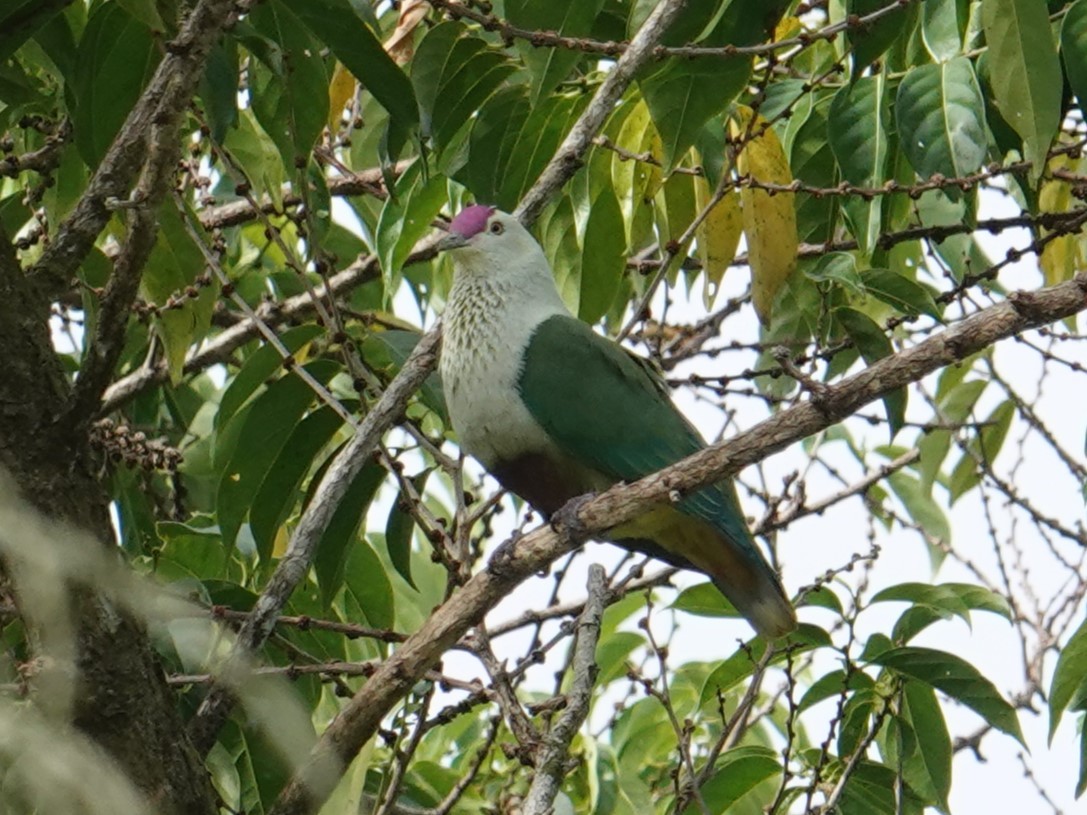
[518, 314, 753, 549]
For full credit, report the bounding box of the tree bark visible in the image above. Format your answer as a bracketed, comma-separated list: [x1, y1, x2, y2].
[0, 226, 217, 812]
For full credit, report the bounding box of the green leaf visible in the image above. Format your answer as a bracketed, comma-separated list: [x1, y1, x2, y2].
[361, 329, 448, 422]
[200, 38, 239, 144]
[463, 88, 587, 211]
[838, 760, 927, 815]
[805, 252, 865, 298]
[216, 359, 339, 551]
[216, 324, 325, 430]
[609, 97, 661, 245]
[1062, 0, 1087, 115]
[847, 0, 912, 69]
[249, 1, 330, 168]
[870, 646, 1025, 744]
[412, 22, 517, 151]
[948, 399, 1016, 502]
[836, 307, 906, 436]
[139, 202, 219, 382]
[922, 0, 969, 60]
[0, 0, 68, 62]
[861, 268, 943, 321]
[679, 746, 779, 814]
[799, 585, 845, 615]
[982, 0, 1062, 182]
[1049, 615, 1087, 741]
[886, 471, 951, 552]
[700, 624, 830, 704]
[292, 0, 419, 134]
[829, 75, 888, 254]
[672, 582, 740, 618]
[873, 582, 1013, 642]
[895, 57, 988, 184]
[506, 0, 605, 103]
[249, 405, 347, 562]
[342, 536, 395, 631]
[223, 109, 287, 204]
[384, 477, 423, 590]
[798, 670, 875, 713]
[595, 631, 645, 685]
[313, 460, 386, 604]
[640, 55, 750, 169]
[919, 377, 987, 491]
[838, 689, 877, 756]
[375, 161, 446, 296]
[578, 187, 627, 323]
[72, 3, 159, 165]
[901, 680, 952, 811]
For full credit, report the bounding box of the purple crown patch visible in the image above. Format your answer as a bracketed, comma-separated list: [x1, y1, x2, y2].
[449, 205, 496, 239]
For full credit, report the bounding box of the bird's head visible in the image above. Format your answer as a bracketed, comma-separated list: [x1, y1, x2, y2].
[437, 206, 542, 271]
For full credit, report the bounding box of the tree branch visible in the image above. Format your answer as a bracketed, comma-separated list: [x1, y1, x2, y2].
[267, 273, 1087, 815]
[522, 565, 605, 815]
[513, 0, 689, 226]
[65, 126, 183, 424]
[186, 327, 442, 752]
[28, 0, 243, 298]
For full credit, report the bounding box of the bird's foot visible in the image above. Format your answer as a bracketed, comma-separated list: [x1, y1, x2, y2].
[550, 493, 596, 544]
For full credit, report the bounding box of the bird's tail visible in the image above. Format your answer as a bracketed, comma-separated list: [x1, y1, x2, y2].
[612, 506, 797, 639]
[713, 568, 796, 640]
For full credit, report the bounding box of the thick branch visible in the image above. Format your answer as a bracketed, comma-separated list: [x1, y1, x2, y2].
[28, 0, 242, 297]
[268, 274, 1087, 815]
[67, 129, 183, 423]
[100, 255, 383, 413]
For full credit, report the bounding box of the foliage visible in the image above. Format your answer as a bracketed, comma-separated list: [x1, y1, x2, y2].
[1, 0, 1087, 814]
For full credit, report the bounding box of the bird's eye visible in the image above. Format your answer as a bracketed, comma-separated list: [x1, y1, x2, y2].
[489, 221, 504, 235]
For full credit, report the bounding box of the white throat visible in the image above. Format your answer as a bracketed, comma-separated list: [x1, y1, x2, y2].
[439, 237, 569, 468]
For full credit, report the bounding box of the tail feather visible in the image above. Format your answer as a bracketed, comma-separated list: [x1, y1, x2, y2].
[714, 572, 796, 640]
[610, 506, 797, 639]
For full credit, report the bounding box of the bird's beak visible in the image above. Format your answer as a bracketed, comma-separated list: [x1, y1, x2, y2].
[436, 232, 468, 252]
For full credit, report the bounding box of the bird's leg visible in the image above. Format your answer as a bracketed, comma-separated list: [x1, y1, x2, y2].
[549, 492, 597, 544]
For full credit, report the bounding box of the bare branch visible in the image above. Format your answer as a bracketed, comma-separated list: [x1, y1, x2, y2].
[522, 565, 606, 815]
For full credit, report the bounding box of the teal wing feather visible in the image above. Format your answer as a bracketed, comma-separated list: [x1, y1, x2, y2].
[518, 314, 753, 550]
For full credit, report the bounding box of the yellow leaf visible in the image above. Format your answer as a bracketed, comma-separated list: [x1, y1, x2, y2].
[731, 106, 798, 326]
[775, 15, 802, 41]
[610, 99, 663, 244]
[272, 525, 290, 559]
[327, 61, 357, 131]
[1039, 154, 1080, 287]
[694, 175, 742, 308]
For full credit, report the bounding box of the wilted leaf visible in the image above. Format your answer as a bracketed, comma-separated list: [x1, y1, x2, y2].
[693, 176, 742, 307]
[732, 106, 798, 326]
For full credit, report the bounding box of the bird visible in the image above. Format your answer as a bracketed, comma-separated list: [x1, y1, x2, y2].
[436, 205, 796, 639]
